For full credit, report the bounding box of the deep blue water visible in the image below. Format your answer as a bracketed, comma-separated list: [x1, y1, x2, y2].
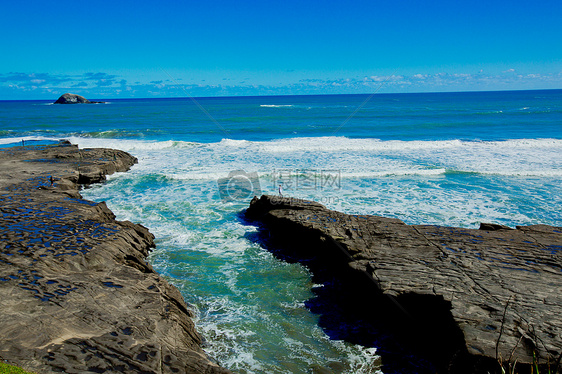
[1, 89, 561, 373]
[1, 90, 561, 143]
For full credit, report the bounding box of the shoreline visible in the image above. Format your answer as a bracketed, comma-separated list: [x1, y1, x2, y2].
[0, 142, 231, 373]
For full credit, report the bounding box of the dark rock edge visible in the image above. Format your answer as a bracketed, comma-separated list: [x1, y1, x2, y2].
[54, 93, 105, 104]
[245, 195, 562, 374]
[0, 142, 232, 374]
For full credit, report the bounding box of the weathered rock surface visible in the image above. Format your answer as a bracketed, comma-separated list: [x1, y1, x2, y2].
[54, 93, 104, 104]
[0, 142, 231, 374]
[246, 195, 562, 373]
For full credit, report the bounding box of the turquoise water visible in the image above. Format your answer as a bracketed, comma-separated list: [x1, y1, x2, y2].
[1, 90, 561, 373]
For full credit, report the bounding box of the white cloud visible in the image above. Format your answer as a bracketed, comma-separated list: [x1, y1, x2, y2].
[1, 70, 561, 99]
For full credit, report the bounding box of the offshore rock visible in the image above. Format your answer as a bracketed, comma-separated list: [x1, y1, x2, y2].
[54, 93, 104, 104]
[0, 142, 231, 374]
[246, 195, 562, 373]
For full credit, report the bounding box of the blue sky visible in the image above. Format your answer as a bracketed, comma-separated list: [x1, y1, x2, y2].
[1, 0, 561, 99]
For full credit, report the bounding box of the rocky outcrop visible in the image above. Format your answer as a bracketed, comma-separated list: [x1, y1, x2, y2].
[54, 93, 104, 104]
[246, 195, 562, 373]
[0, 142, 231, 374]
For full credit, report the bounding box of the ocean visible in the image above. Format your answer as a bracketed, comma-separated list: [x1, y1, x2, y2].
[1, 89, 561, 373]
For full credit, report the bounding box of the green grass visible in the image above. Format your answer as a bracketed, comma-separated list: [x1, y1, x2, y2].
[498, 352, 560, 374]
[0, 362, 36, 374]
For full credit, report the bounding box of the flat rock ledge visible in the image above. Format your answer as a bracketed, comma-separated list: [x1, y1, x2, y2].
[0, 142, 231, 374]
[246, 195, 562, 373]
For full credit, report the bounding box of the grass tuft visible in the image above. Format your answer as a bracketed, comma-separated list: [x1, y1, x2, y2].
[0, 362, 37, 374]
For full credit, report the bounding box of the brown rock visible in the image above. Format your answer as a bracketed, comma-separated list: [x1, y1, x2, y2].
[246, 195, 562, 373]
[0, 142, 231, 374]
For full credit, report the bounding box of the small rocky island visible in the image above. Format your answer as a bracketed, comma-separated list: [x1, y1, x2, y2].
[246, 195, 562, 373]
[54, 93, 104, 104]
[0, 142, 231, 374]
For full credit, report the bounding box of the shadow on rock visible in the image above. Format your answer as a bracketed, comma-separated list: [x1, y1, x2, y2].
[241, 212, 443, 374]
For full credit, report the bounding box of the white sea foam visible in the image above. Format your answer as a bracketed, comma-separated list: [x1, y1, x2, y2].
[78, 132, 561, 373]
[216, 138, 253, 148]
[341, 168, 448, 178]
[6, 134, 559, 182]
[80, 134, 562, 237]
[64, 135, 562, 181]
[67, 136, 200, 151]
[259, 137, 466, 153]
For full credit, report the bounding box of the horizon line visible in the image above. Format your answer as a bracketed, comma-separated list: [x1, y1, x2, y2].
[0, 87, 561, 102]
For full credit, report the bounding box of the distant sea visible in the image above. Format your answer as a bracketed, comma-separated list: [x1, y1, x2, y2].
[1, 90, 561, 373]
